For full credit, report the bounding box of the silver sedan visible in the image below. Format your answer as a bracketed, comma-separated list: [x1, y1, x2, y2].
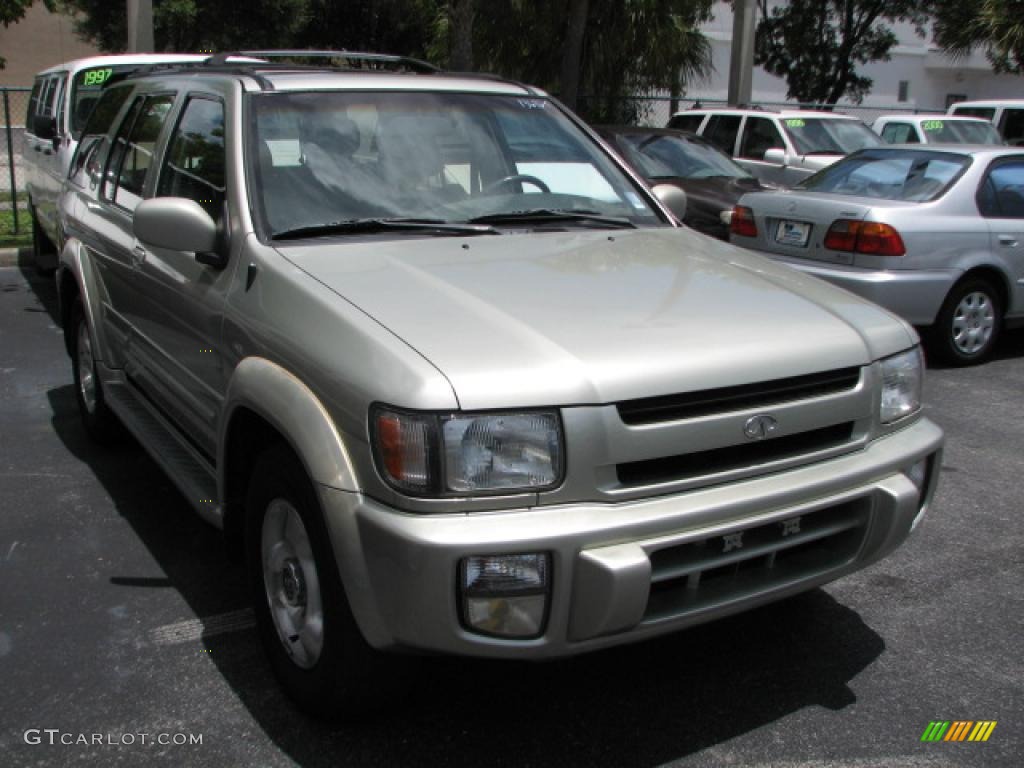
[730, 145, 1024, 365]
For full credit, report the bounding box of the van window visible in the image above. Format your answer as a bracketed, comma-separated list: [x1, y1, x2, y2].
[702, 114, 742, 154]
[952, 106, 996, 121]
[26, 79, 42, 125]
[668, 113, 705, 133]
[999, 109, 1024, 145]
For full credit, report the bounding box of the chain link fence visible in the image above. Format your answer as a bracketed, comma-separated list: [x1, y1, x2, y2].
[1, 87, 31, 243]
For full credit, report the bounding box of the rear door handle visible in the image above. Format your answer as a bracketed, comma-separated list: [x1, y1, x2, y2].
[998, 234, 1018, 247]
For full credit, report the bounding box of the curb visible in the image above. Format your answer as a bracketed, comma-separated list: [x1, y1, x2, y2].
[0, 247, 30, 267]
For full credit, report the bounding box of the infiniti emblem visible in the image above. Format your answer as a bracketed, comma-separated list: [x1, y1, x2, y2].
[744, 414, 778, 440]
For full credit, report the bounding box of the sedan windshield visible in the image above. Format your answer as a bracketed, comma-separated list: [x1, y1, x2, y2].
[615, 132, 753, 180]
[798, 149, 971, 202]
[249, 91, 663, 238]
[783, 117, 882, 155]
[920, 119, 1002, 144]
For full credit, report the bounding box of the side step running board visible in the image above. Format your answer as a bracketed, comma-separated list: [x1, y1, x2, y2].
[104, 379, 222, 528]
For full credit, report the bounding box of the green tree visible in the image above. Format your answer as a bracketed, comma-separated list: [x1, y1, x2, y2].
[1, 0, 56, 68]
[753, 0, 930, 106]
[474, 0, 712, 122]
[933, 0, 1024, 73]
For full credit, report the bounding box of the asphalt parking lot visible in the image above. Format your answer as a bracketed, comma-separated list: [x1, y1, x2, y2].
[1, 256, 1021, 767]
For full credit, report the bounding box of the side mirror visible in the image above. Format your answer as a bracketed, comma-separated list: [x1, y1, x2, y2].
[134, 198, 225, 268]
[651, 183, 687, 220]
[33, 115, 57, 141]
[763, 148, 787, 166]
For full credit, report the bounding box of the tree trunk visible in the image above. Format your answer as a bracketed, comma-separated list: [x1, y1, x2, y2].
[450, 0, 475, 71]
[559, 0, 589, 109]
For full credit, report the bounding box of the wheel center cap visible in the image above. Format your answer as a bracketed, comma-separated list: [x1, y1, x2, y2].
[281, 559, 306, 606]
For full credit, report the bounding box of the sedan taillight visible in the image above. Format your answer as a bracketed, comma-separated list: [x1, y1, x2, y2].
[824, 219, 905, 256]
[730, 205, 757, 237]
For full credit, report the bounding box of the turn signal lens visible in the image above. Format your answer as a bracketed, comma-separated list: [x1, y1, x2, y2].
[730, 205, 758, 237]
[825, 219, 905, 256]
[375, 410, 432, 490]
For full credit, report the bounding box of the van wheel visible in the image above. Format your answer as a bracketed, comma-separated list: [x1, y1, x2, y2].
[246, 444, 404, 718]
[30, 203, 57, 275]
[928, 277, 1003, 366]
[70, 297, 122, 444]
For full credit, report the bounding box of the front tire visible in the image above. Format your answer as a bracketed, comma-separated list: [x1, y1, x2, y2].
[246, 444, 403, 717]
[70, 297, 122, 444]
[928, 277, 1003, 366]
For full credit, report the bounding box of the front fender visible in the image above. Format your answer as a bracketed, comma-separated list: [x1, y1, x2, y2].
[218, 357, 359, 498]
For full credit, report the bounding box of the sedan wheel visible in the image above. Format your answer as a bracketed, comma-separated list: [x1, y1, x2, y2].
[930, 277, 1003, 366]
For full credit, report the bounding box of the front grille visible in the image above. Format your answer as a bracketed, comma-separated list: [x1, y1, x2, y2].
[616, 422, 855, 487]
[643, 498, 869, 622]
[616, 367, 861, 426]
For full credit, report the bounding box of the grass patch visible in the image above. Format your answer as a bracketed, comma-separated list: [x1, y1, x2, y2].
[0, 189, 29, 205]
[0, 207, 31, 247]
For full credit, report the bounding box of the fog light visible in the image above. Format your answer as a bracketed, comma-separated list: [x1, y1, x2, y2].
[460, 554, 549, 638]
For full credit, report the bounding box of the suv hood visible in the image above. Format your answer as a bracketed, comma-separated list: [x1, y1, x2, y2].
[278, 228, 915, 409]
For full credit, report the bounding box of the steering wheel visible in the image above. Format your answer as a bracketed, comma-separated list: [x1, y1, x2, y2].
[481, 174, 551, 195]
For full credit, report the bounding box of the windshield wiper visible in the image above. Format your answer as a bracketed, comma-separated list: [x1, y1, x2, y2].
[465, 208, 637, 229]
[272, 217, 500, 241]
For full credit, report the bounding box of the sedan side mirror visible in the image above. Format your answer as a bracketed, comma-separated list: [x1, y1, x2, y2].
[134, 198, 225, 268]
[651, 184, 687, 220]
[763, 148, 787, 166]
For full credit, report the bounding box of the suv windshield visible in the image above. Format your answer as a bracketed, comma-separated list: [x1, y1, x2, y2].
[616, 132, 753, 180]
[798, 148, 970, 201]
[782, 117, 882, 155]
[921, 119, 1002, 144]
[250, 91, 662, 238]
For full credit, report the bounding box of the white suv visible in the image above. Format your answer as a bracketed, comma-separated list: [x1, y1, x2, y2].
[668, 107, 881, 187]
[22, 54, 241, 271]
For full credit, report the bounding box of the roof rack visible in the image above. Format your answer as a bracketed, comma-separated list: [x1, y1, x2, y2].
[211, 49, 440, 74]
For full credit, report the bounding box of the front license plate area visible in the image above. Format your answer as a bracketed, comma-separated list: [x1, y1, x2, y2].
[775, 219, 811, 247]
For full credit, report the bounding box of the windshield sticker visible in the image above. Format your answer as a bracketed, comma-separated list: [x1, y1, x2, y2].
[785, 118, 806, 128]
[80, 68, 113, 87]
[922, 120, 944, 131]
[517, 99, 547, 110]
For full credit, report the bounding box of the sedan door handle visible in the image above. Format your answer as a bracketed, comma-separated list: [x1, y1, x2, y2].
[998, 234, 1018, 247]
[131, 245, 147, 266]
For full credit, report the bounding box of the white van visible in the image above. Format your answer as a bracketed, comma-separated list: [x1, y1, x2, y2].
[947, 100, 1024, 146]
[22, 54, 232, 270]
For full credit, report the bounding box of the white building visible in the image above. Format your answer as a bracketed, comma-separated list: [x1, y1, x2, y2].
[690, 2, 1024, 117]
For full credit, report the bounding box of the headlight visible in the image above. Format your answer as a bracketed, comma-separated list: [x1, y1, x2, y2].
[879, 347, 924, 424]
[372, 407, 563, 496]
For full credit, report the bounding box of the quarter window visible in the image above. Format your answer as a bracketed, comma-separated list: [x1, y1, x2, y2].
[978, 161, 1024, 218]
[157, 97, 226, 220]
[104, 95, 175, 212]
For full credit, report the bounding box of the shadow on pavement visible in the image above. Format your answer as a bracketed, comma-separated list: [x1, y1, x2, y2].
[46, 383, 885, 767]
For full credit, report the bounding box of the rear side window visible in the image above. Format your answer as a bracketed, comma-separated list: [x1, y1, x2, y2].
[157, 97, 226, 220]
[668, 113, 704, 133]
[69, 85, 134, 189]
[977, 160, 1024, 218]
[26, 79, 42, 124]
[702, 114, 742, 154]
[880, 123, 917, 144]
[739, 117, 785, 160]
[103, 94, 175, 211]
[999, 109, 1024, 145]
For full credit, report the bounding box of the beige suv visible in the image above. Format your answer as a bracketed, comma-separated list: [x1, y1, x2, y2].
[57, 55, 943, 716]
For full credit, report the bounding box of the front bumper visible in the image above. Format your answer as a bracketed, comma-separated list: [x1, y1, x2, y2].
[755, 252, 958, 326]
[319, 416, 943, 659]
